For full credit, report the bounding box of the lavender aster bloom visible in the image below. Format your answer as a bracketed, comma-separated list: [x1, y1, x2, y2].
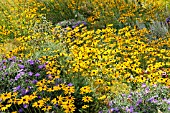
[122, 94, 126, 97]
[38, 65, 44, 69]
[68, 83, 73, 86]
[126, 106, 134, 113]
[141, 83, 146, 88]
[13, 85, 21, 92]
[115, 107, 119, 112]
[23, 104, 28, 108]
[28, 71, 33, 76]
[145, 87, 150, 94]
[98, 111, 103, 113]
[110, 108, 115, 112]
[35, 73, 40, 77]
[136, 99, 142, 106]
[82, 21, 87, 26]
[20, 71, 25, 75]
[168, 107, 170, 111]
[8, 58, 13, 61]
[19, 108, 23, 113]
[152, 99, 158, 103]
[21, 88, 29, 95]
[3, 66, 6, 69]
[2, 60, 7, 63]
[28, 60, 34, 65]
[8, 56, 16, 61]
[15, 73, 21, 81]
[32, 80, 38, 84]
[147, 97, 154, 102]
[25, 80, 29, 83]
[72, 25, 76, 29]
[18, 64, 25, 69]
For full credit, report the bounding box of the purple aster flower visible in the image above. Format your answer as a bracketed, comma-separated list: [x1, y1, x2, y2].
[21, 88, 29, 95]
[163, 99, 170, 104]
[32, 79, 38, 84]
[114, 107, 119, 112]
[152, 99, 158, 103]
[72, 25, 76, 29]
[3, 66, 6, 69]
[28, 60, 34, 65]
[98, 111, 103, 113]
[110, 108, 115, 112]
[38, 65, 44, 69]
[18, 64, 25, 69]
[168, 107, 170, 111]
[128, 94, 132, 98]
[68, 83, 73, 86]
[35, 73, 40, 77]
[25, 80, 29, 83]
[23, 104, 28, 108]
[20, 71, 25, 75]
[13, 85, 21, 92]
[8, 56, 16, 61]
[122, 94, 126, 97]
[82, 21, 87, 26]
[147, 97, 154, 102]
[141, 83, 146, 88]
[15, 73, 21, 81]
[28, 71, 33, 76]
[126, 106, 134, 113]
[77, 21, 81, 25]
[145, 87, 150, 94]
[153, 84, 157, 87]
[8, 57, 13, 61]
[19, 108, 23, 113]
[136, 99, 142, 106]
[2, 60, 7, 63]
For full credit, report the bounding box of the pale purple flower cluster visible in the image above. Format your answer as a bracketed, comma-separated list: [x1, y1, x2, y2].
[0, 56, 47, 94]
[102, 83, 170, 113]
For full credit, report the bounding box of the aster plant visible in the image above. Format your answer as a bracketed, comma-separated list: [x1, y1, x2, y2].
[101, 83, 170, 113]
[0, 56, 47, 94]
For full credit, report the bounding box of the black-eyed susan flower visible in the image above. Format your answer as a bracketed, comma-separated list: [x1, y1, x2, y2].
[17, 95, 30, 105]
[63, 86, 75, 94]
[82, 96, 93, 103]
[95, 79, 104, 85]
[61, 100, 75, 109]
[0, 92, 12, 101]
[80, 86, 92, 94]
[32, 100, 44, 108]
[42, 105, 52, 112]
[82, 105, 89, 109]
